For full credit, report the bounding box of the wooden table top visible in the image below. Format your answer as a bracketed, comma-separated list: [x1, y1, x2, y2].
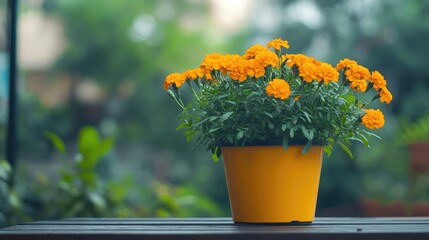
[1, 217, 429, 240]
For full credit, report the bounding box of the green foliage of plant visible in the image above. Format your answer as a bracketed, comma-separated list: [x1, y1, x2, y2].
[397, 113, 429, 145]
[148, 182, 224, 217]
[38, 126, 224, 219]
[0, 160, 24, 227]
[167, 41, 390, 159]
[356, 123, 429, 206]
[44, 126, 115, 217]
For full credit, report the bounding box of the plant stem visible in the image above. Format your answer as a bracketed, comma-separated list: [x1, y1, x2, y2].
[191, 84, 201, 102]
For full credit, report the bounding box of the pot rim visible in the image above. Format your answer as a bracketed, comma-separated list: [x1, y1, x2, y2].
[222, 139, 324, 147]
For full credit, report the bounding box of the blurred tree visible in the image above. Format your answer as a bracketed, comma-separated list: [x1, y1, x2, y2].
[275, 0, 429, 118]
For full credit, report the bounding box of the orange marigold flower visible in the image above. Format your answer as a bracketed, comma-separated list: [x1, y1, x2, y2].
[205, 73, 213, 81]
[183, 68, 203, 80]
[345, 64, 370, 92]
[350, 79, 368, 92]
[361, 109, 385, 129]
[266, 78, 291, 100]
[317, 62, 340, 84]
[246, 59, 265, 78]
[243, 44, 269, 60]
[286, 55, 337, 84]
[370, 70, 387, 91]
[200, 53, 224, 74]
[283, 54, 312, 68]
[294, 96, 300, 101]
[254, 50, 278, 68]
[345, 64, 370, 82]
[379, 86, 393, 104]
[164, 72, 186, 90]
[298, 62, 319, 82]
[335, 58, 358, 70]
[222, 54, 248, 82]
[267, 38, 289, 51]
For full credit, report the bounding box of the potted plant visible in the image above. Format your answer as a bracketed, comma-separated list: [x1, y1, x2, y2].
[164, 38, 392, 223]
[397, 113, 429, 173]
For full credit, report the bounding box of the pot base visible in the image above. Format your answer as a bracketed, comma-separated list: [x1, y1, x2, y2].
[234, 221, 313, 225]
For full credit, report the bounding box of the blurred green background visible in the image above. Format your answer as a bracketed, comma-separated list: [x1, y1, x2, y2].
[1, 0, 429, 227]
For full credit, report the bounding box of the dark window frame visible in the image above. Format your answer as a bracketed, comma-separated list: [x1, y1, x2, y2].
[6, 0, 18, 170]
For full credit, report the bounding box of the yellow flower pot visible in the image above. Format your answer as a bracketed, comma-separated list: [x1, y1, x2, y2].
[222, 145, 323, 223]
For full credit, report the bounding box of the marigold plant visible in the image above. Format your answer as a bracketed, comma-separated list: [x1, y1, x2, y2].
[164, 38, 392, 159]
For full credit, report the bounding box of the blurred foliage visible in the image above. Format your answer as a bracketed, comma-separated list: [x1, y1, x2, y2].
[15, 0, 231, 220]
[356, 125, 429, 206]
[0, 160, 25, 227]
[0, 126, 223, 227]
[45, 126, 115, 217]
[397, 112, 429, 145]
[276, 0, 429, 118]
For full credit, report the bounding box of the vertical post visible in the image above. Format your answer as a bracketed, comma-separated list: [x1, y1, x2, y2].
[6, 0, 18, 169]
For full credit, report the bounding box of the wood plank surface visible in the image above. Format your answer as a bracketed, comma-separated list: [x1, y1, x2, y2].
[1, 217, 429, 240]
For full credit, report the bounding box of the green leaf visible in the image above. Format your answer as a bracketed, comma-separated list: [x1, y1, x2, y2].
[356, 133, 369, 147]
[209, 127, 221, 133]
[78, 127, 114, 169]
[339, 142, 353, 159]
[176, 123, 187, 131]
[363, 130, 382, 140]
[217, 94, 230, 99]
[292, 116, 298, 124]
[44, 131, 66, 154]
[216, 146, 222, 159]
[264, 112, 274, 118]
[281, 124, 287, 131]
[186, 130, 195, 141]
[225, 100, 236, 106]
[87, 191, 106, 211]
[309, 130, 314, 140]
[97, 137, 114, 158]
[343, 94, 356, 104]
[211, 146, 220, 162]
[78, 126, 100, 154]
[194, 118, 209, 127]
[302, 140, 312, 154]
[209, 116, 219, 122]
[301, 126, 310, 140]
[220, 111, 234, 122]
[246, 91, 259, 100]
[302, 111, 312, 123]
[324, 145, 333, 157]
[289, 128, 295, 138]
[282, 135, 289, 151]
[236, 131, 244, 140]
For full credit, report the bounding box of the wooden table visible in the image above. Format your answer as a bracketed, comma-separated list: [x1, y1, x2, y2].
[1, 217, 429, 240]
